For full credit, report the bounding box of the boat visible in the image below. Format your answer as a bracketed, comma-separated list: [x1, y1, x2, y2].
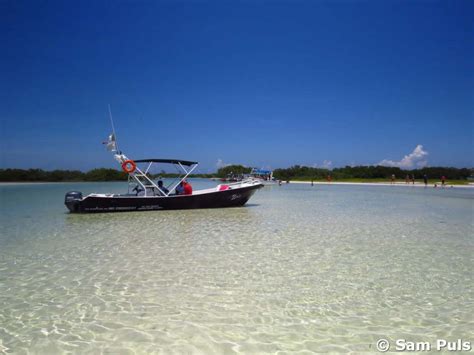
[249, 168, 276, 185]
[218, 168, 277, 185]
[220, 173, 246, 182]
[64, 131, 263, 213]
[65, 156, 263, 213]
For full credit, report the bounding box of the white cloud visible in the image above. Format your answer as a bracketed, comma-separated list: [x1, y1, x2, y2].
[312, 160, 333, 169]
[378, 145, 428, 168]
[216, 159, 229, 168]
[322, 160, 333, 169]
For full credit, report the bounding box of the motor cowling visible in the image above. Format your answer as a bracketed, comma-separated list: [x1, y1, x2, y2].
[65, 191, 83, 212]
[65, 191, 82, 202]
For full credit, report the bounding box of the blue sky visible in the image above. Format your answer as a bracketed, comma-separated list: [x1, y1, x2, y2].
[1, 0, 472, 172]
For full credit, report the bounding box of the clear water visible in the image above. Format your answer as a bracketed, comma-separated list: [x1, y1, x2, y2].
[0, 180, 473, 353]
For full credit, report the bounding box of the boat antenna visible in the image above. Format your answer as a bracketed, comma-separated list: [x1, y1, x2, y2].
[108, 104, 120, 153]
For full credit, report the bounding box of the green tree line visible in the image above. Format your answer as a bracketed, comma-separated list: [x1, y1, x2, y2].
[273, 165, 472, 181]
[0, 168, 215, 182]
[0, 168, 128, 182]
[1, 165, 471, 182]
[216, 165, 252, 178]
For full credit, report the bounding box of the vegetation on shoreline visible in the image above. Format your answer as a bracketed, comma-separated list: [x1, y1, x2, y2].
[0, 165, 471, 183]
[273, 165, 472, 182]
[0, 168, 128, 182]
[289, 177, 470, 185]
[0, 168, 214, 182]
[216, 165, 252, 178]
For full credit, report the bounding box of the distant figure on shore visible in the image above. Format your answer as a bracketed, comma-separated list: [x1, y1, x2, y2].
[311, 180, 314, 186]
[441, 176, 446, 187]
[327, 175, 332, 183]
[405, 175, 410, 184]
[423, 174, 428, 187]
[411, 174, 415, 185]
[278, 180, 282, 186]
[391, 174, 395, 184]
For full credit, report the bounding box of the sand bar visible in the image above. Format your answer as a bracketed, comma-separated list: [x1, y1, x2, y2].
[288, 181, 474, 189]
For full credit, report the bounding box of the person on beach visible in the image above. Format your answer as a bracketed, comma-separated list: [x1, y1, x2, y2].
[391, 174, 395, 184]
[411, 174, 415, 185]
[405, 175, 410, 184]
[441, 176, 446, 187]
[311, 180, 314, 186]
[423, 174, 428, 187]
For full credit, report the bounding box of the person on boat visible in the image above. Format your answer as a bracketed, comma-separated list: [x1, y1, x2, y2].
[175, 182, 185, 195]
[132, 185, 144, 195]
[183, 180, 193, 195]
[157, 180, 169, 195]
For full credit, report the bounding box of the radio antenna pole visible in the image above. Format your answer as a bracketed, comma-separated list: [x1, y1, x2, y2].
[108, 104, 120, 153]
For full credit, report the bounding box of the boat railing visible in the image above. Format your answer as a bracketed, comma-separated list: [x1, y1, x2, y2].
[122, 158, 197, 197]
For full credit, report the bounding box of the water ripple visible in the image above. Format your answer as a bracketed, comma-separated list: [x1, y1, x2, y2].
[0, 182, 473, 353]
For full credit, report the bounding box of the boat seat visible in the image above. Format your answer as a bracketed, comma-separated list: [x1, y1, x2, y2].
[217, 184, 230, 191]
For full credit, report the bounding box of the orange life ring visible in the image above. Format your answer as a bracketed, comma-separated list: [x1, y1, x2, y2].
[122, 160, 136, 173]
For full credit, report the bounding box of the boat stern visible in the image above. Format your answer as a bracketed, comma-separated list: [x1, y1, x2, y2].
[65, 191, 83, 213]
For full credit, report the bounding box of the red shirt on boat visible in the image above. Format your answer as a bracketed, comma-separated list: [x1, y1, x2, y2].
[183, 181, 193, 195]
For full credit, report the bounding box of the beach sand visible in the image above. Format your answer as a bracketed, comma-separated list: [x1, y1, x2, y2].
[288, 180, 474, 189]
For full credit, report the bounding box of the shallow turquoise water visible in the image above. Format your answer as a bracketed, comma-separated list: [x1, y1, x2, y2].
[0, 181, 473, 353]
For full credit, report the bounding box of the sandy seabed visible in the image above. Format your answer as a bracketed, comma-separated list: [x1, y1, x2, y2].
[289, 180, 474, 189]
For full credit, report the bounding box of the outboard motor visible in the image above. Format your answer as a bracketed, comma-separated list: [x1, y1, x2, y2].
[65, 191, 83, 213]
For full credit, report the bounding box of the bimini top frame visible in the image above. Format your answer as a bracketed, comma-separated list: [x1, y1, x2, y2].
[134, 159, 197, 166]
[114, 154, 198, 197]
